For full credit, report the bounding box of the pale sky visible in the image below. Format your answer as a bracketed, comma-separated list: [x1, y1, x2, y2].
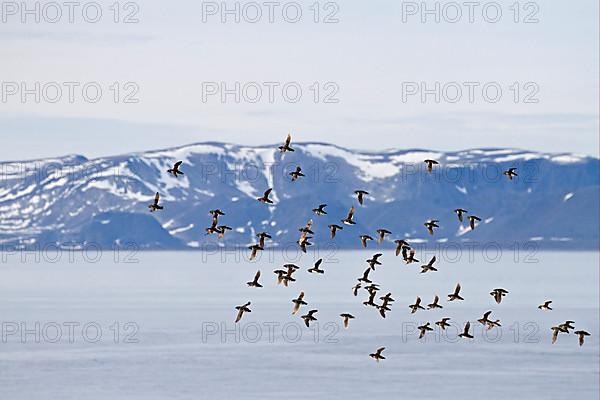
[1, 0, 598, 161]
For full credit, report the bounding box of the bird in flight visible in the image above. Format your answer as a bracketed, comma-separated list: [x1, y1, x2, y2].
[256, 232, 272, 248]
[424, 220, 440, 235]
[312, 204, 328, 216]
[418, 322, 434, 339]
[448, 283, 464, 301]
[503, 167, 518, 180]
[551, 325, 569, 344]
[404, 247, 419, 264]
[289, 166, 305, 182]
[291, 292, 308, 315]
[257, 188, 274, 204]
[427, 295, 443, 310]
[436, 318, 451, 330]
[357, 267, 373, 284]
[369, 347, 386, 362]
[366, 253, 383, 270]
[424, 159, 439, 174]
[234, 301, 252, 323]
[490, 288, 509, 304]
[360, 235, 374, 248]
[459, 321, 474, 339]
[301, 310, 319, 327]
[409, 297, 426, 314]
[394, 240, 409, 256]
[340, 313, 355, 329]
[468, 215, 482, 230]
[279, 133, 295, 153]
[148, 192, 163, 212]
[354, 190, 369, 205]
[308, 259, 325, 274]
[376, 229, 392, 243]
[420, 256, 438, 274]
[574, 330, 591, 346]
[454, 208, 468, 222]
[341, 206, 356, 225]
[328, 224, 343, 239]
[248, 244, 263, 261]
[246, 270, 263, 288]
[167, 161, 184, 178]
[538, 300, 553, 311]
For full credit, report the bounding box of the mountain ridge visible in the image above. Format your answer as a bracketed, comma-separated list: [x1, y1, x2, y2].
[0, 142, 598, 250]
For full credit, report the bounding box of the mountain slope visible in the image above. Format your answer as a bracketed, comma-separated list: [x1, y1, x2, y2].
[0, 143, 597, 250]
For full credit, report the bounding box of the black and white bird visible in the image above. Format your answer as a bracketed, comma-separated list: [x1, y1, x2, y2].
[312, 204, 328, 216]
[503, 167, 518, 180]
[167, 161, 184, 177]
[424, 159, 439, 173]
[366, 253, 383, 270]
[454, 208, 468, 222]
[427, 295, 443, 310]
[376, 229, 392, 243]
[369, 347, 386, 362]
[292, 292, 308, 315]
[354, 190, 369, 205]
[448, 283, 464, 301]
[459, 321, 474, 339]
[340, 313, 355, 329]
[257, 188, 274, 204]
[424, 220, 440, 235]
[490, 288, 509, 304]
[420, 256, 438, 274]
[279, 133, 295, 153]
[248, 244, 263, 261]
[357, 268, 373, 284]
[301, 310, 318, 327]
[360, 235, 374, 248]
[148, 192, 163, 212]
[409, 297, 426, 314]
[394, 240, 409, 256]
[328, 224, 343, 239]
[256, 232, 272, 248]
[551, 325, 569, 344]
[418, 322, 434, 339]
[574, 330, 591, 346]
[341, 206, 356, 225]
[234, 302, 252, 323]
[404, 247, 419, 264]
[436, 318, 451, 330]
[308, 259, 325, 274]
[468, 215, 482, 230]
[289, 166, 305, 182]
[246, 270, 263, 288]
[538, 300, 553, 311]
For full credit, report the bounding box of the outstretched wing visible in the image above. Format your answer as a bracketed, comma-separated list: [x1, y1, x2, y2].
[154, 192, 160, 203]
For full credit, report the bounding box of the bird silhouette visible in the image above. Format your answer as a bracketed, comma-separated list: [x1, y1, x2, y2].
[354, 190, 369, 205]
[538, 300, 553, 311]
[235, 302, 252, 323]
[468, 215, 482, 230]
[503, 167, 518, 180]
[490, 288, 509, 304]
[301, 310, 318, 327]
[341, 206, 356, 225]
[418, 322, 434, 339]
[448, 283, 464, 301]
[246, 270, 263, 288]
[376, 229, 392, 243]
[328, 224, 343, 238]
[424, 220, 440, 235]
[459, 321, 474, 339]
[454, 208, 468, 222]
[279, 133, 295, 153]
[427, 295, 443, 310]
[308, 259, 325, 274]
[424, 159, 439, 173]
[366, 253, 383, 270]
[257, 188, 274, 204]
[436, 318, 451, 330]
[360, 235, 374, 248]
[409, 297, 426, 314]
[340, 313, 355, 329]
[420, 256, 438, 273]
[574, 330, 590, 346]
[148, 192, 163, 212]
[167, 161, 184, 177]
[312, 204, 328, 216]
[292, 292, 308, 315]
[289, 166, 305, 182]
[394, 240, 409, 256]
[369, 347, 386, 362]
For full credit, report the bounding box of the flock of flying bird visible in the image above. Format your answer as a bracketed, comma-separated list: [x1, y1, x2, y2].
[148, 134, 592, 361]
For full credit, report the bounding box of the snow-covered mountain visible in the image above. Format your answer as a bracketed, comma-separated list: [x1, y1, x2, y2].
[0, 142, 598, 250]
